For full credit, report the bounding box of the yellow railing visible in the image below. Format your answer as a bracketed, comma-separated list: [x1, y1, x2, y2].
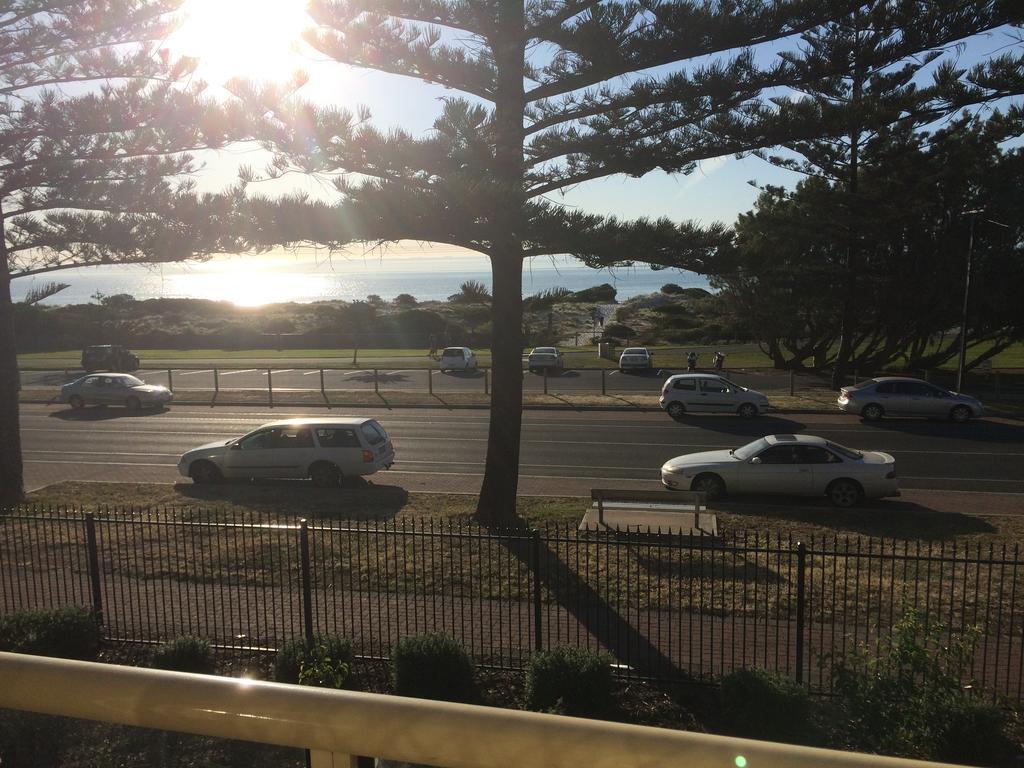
[0, 652, 964, 768]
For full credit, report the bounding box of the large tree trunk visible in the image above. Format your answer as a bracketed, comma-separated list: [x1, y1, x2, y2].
[0, 212, 24, 507]
[475, 1, 526, 525]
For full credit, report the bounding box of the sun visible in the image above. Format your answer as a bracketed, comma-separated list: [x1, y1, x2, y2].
[169, 0, 314, 84]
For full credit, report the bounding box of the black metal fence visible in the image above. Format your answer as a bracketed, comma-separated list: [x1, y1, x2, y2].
[2, 507, 1022, 697]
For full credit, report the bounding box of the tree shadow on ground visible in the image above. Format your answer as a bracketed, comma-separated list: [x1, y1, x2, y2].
[49, 405, 170, 420]
[714, 497, 996, 540]
[440, 369, 485, 378]
[173, 478, 410, 520]
[345, 371, 410, 384]
[494, 525, 680, 677]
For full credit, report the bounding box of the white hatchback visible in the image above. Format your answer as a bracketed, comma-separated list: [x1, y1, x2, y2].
[178, 417, 395, 487]
[618, 347, 653, 371]
[439, 346, 478, 372]
[660, 373, 769, 418]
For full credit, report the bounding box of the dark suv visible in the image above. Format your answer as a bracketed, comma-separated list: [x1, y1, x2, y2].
[81, 345, 140, 373]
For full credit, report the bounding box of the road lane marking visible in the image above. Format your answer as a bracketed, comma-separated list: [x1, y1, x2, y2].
[26, 459, 177, 467]
[302, 370, 322, 375]
[178, 370, 213, 376]
[217, 369, 256, 376]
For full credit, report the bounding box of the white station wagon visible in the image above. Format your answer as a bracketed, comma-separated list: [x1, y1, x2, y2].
[178, 417, 395, 487]
[660, 373, 769, 418]
[618, 347, 653, 371]
[439, 346, 478, 372]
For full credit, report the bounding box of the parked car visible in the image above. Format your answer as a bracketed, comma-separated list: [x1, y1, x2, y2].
[660, 373, 769, 418]
[178, 417, 395, 487]
[618, 347, 653, 371]
[528, 347, 563, 373]
[661, 433, 899, 508]
[439, 346, 478, 372]
[837, 377, 984, 423]
[81, 345, 139, 373]
[59, 373, 172, 410]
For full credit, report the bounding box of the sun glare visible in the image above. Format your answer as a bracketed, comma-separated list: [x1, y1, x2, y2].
[170, 0, 313, 84]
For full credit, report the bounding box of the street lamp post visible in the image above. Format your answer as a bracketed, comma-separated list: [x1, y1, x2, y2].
[955, 213, 977, 393]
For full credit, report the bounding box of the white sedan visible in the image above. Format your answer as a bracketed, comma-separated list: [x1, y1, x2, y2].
[661, 434, 899, 508]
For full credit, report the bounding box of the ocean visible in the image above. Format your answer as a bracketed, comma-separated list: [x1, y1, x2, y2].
[12, 252, 711, 306]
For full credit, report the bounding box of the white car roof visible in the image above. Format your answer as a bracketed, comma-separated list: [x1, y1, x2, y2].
[532, 347, 557, 353]
[622, 348, 649, 354]
[441, 347, 470, 354]
[259, 417, 377, 429]
[665, 373, 722, 380]
[763, 434, 828, 447]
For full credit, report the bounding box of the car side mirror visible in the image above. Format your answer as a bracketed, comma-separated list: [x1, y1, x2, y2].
[230, 442, 242, 451]
[750, 456, 762, 465]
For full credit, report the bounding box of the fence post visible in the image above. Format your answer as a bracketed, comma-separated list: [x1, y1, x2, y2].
[789, 368, 795, 397]
[84, 513, 104, 626]
[543, 366, 548, 395]
[373, 368, 379, 394]
[484, 368, 489, 395]
[428, 366, 433, 395]
[795, 541, 806, 685]
[319, 368, 326, 398]
[601, 368, 606, 396]
[300, 520, 314, 645]
[167, 368, 174, 391]
[213, 368, 219, 394]
[532, 530, 543, 653]
[268, 368, 274, 408]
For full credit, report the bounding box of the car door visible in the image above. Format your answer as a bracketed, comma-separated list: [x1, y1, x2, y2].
[95, 376, 122, 405]
[917, 383, 953, 416]
[697, 377, 734, 413]
[891, 381, 927, 416]
[801, 446, 845, 494]
[744, 445, 812, 495]
[271, 426, 317, 477]
[313, 426, 364, 475]
[871, 381, 899, 413]
[222, 427, 284, 478]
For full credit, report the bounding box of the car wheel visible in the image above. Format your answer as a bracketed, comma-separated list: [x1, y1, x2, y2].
[69, 395, 85, 410]
[310, 461, 341, 488]
[737, 402, 758, 418]
[861, 403, 884, 422]
[691, 473, 725, 501]
[828, 479, 863, 508]
[189, 460, 222, 485]
[666, 402, 685, 419]
[125, 396, 141, 411]
[950, 405, 972, 423]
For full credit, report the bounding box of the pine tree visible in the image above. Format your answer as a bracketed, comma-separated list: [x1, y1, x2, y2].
[750, 0, 1022, 387]
[0, 1, 257, 505]
[237, 0, 875, 524]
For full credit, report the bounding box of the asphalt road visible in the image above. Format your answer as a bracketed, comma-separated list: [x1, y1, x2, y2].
[19, 404, 1024, 503]
[18, 365, 832, 395]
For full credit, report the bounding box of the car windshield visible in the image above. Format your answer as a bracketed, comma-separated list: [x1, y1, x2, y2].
[533, 347, 556, 354]
[623, 348, 647, 355]
[826, 441, 863, 460]
[120, 375, 144, 387]
[733, 437, 770, 460]
[441, 347, 462, 357]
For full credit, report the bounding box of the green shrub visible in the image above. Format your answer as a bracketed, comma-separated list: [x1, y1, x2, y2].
[274, 635, 353, 685]
[299, 642, 351, 689]
[525, 647, 615, 718]
[720, 668, 818, 745]
[0, 606, 100, 660]
[151, 637, 216, 674]
[827, 607, 1016, 763]
[661, 283, 685, 294]
[392, 633, 476, 703]
[602, 323, 635, 341]
[572, 283, 617, 302]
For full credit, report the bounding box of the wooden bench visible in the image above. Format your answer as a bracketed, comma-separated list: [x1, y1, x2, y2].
[582, 488, 717, 536]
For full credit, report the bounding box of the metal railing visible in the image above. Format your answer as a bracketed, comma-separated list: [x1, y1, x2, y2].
[2, 508, 1023, 698]
[0, 652, 966, 768]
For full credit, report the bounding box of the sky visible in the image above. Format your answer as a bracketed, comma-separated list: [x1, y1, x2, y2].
[167, 0, 1021, 247]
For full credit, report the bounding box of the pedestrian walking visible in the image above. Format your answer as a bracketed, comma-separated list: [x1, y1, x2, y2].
[428, 333, 437, 359]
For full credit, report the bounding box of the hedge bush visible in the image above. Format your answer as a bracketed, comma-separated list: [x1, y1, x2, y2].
[151, 637, 216, 674]
[720, 668, 818, 745]
[299, 642, 351, 689]
[274, 635, 353, 686]
[392, 633, 476, 703]
[525, 647, 615, 718]
[0, 606, 100, 660]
